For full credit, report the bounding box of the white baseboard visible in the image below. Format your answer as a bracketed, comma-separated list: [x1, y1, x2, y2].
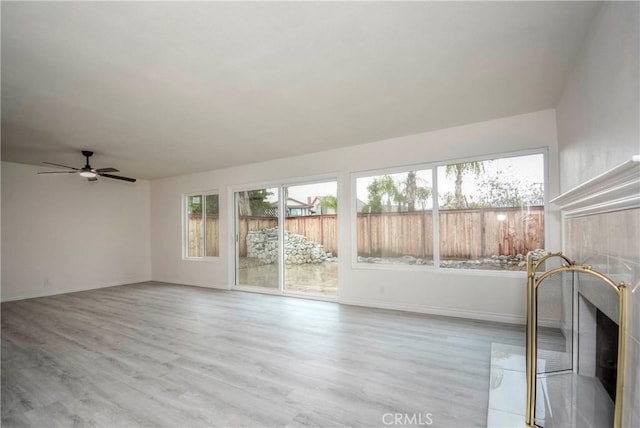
[1, 277, 151, 302]
[338, 296, 527, 325]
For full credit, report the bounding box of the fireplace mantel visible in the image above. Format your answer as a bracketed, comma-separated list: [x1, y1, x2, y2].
[551, 156, 640, 218]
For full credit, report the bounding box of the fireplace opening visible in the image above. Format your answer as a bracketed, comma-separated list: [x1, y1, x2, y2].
[596, 308, 618, 401]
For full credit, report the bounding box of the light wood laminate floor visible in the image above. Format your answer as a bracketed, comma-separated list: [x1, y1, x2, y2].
[2, 282, 525, 427]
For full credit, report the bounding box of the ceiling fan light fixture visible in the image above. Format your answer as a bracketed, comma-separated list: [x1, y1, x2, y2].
[39, 151, 136, 182]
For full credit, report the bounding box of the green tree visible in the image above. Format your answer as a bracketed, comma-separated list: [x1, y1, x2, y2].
[188, 196, 201, 215]
[237, 189, 273, 216]
[476, 172, 544, 207]
[405, 171, 417, 212]
[400, 171, 433, 212]
[364, 176, 400, 213]
[188, 194, 219, 216]
[444, 162, 485, 209]
[318, 195, 338, 213]
[415, 186, 432, 210]
[364, 173, 433, 213]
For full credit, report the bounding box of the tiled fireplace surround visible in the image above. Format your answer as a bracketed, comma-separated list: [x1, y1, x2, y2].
[558, 158, 640, 427]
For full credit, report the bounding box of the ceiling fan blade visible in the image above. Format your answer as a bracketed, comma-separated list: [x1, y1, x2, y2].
[96, 167, 119, 173]
[87, 176, 98, 182]
[100, 173, 136, 183]
[37, 171, 78, 174]
[42, 161, 80, 170]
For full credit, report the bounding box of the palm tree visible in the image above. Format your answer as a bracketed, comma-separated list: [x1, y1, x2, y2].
[405, 171, 417, 211]
[444, 162, 484, 209]
[318, 195, 338, 214]
[366, 176, 400, 213]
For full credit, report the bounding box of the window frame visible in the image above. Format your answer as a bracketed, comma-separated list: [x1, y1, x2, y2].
[351, 147, 548, 274]
[183, 190, 220, 260]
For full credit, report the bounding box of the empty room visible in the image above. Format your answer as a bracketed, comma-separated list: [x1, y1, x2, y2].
[1, 1, 638, 427]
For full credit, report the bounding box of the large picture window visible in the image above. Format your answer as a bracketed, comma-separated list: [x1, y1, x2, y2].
[354, 151, 545, 271]
[185, 193, 219, 258]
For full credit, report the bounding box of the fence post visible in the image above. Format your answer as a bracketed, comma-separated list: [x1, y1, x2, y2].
[480, 209, 486, 258]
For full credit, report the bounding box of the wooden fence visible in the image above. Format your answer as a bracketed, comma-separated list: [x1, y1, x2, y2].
[284, 215, 338, 257]
[189, 206, 544, 259]
[358, 206, 544, 259]
[187, 215, 220, 257]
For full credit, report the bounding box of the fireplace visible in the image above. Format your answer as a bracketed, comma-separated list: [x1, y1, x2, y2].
[576, 271, 624, 402]
[526, 254, 627, 427]
[525, 156, 639, 428]
[596, 308, 618, 401]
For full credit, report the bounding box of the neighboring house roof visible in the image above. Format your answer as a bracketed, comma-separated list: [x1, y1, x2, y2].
[287, 197, 314, 209]
[271, 197, 314, 209]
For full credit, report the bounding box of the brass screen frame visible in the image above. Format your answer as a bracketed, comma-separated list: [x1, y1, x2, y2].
[525, 252, 627, 428]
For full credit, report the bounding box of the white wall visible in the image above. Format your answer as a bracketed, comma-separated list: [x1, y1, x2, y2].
[555, 3, 639, 426]
[1, 161, 151, 301]
[556, 2, 640, 193]
[151, 109, 560, 324]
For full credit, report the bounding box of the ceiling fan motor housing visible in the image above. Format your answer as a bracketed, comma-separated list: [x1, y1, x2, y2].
[82, 150, 94, 168]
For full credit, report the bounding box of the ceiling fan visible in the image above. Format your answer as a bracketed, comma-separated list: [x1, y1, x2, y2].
[38, 150, 137, 183]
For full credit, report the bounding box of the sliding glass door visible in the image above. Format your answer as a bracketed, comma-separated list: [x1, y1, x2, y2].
[234, 180, 338, 298]
[284, 182, 338, 297]
[235, 187, 279, 290]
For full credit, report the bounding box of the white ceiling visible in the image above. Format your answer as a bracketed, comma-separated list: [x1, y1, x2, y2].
[1, 1, 599, 180]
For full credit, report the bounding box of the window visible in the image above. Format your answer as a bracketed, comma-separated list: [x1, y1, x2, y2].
[354, 151, 545, 271]
[185, 193, 219, 258]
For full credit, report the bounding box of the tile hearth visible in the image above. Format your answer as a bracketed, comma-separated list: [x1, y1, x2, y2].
[487, 343, 613, 428]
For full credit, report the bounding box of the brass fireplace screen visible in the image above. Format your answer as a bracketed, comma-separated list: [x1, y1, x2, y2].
[525, 252, 628, 428]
